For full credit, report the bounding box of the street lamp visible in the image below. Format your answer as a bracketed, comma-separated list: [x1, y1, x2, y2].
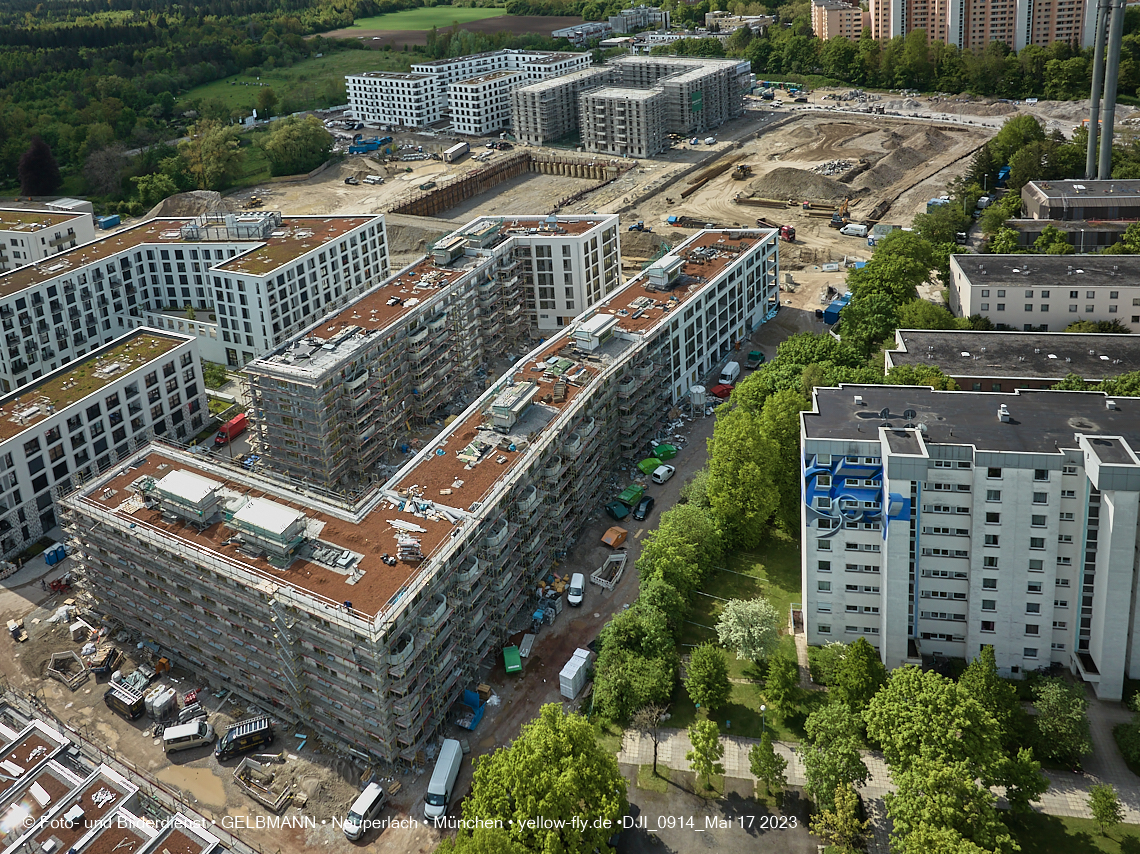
[760, 704, 767, 736]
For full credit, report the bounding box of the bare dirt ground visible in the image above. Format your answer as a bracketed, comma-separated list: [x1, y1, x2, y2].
[323, 16, 584, 48]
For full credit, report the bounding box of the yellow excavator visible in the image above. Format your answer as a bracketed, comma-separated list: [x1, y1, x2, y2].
[829, 197, 851, 229]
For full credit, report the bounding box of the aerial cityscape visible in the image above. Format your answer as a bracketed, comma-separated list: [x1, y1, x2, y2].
[2, 0, 1140, 852]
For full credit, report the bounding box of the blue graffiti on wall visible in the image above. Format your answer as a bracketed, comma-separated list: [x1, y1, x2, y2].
[803, 454, 911, 539]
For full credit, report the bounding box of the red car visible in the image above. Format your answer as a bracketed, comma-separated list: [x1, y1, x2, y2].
[709, 383, 734, 399]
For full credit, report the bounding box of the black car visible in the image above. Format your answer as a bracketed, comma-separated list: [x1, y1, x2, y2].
[632, 496, 655, 521]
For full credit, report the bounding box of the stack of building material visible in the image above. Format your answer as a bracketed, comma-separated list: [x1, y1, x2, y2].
[396, 536, 424, 562]
[559, 648, 594, 699]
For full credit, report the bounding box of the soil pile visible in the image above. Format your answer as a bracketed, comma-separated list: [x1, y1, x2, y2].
[749, 167, 848, 201]
[146, 190, 233, 219]
[621, 229, 687, 258]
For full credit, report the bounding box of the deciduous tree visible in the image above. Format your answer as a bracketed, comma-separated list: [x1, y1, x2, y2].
[1032, 678, 1092, 768]
[131, 172, 179, 208]
[801, 703, 868, 811]
[958, 645, 1020, 748]
[1089, 783, 1124, 836]
[715, 596, 780, 662]
[811, 783, 869, 853]
[748, 731, 787, 798]
[256, 86, 278, 117]
[685, 643, 731, 712]
[831, 636, 886, 717]
[179, 119, 244, 190]
[262, 115, 333, 176]
[632, 703, 669, 775]
[706, 404, 778, 549]
[447, 705, 627, 854]
[686, 720, 725, 789]
[763, 650, 800, 718]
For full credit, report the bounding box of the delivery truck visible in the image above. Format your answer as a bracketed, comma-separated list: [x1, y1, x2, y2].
[214, 413, 249, 446]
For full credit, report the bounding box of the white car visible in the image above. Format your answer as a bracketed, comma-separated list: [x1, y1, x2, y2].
[651, 464, 676, 484]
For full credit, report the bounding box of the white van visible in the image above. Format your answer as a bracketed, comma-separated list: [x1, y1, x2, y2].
[344, 782, 385, 841]
[567, 573, 586, 607]
[719, 361, 741, 385]
[424, 739, 463, 820]
[162, 720, 214, 753]
[840, 223, 869, 238]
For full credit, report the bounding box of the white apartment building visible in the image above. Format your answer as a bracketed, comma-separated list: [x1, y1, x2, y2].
[0, 207, 96, 274]
[552, 21, 614, 45]
[801, 384, 1140, 701]
[343, 72, 442, 127]
[949, 254, 1140, 333]
[0, 211, 388, 384]
[0, 328, 205, 558]
[449, 71, 524, 136]
[347, 50, 591, 131]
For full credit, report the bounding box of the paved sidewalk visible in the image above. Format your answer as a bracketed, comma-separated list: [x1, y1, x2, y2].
[620, 701, 1140, 852]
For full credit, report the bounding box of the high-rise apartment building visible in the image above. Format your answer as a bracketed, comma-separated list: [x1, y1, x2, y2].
[811, 0, 870, 40]
[868, 0, 1094, 48]
[801, 384, 1140, 700]
[64, 227, 781, 765]
[0, 207, 96, 274]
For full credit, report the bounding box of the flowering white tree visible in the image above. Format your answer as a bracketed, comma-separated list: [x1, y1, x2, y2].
[715, 596, 780, 661]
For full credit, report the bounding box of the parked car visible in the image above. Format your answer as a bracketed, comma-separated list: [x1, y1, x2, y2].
[651, 464, 675, 484]
[632, 496, 655, 522]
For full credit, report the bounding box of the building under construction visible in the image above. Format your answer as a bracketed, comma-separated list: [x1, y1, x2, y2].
[579, 87, 669, 158]
[61, 227, 780, 768]
[510, 55, 750, 151]
[242, 215, 621, 490]
[511, 67, 617, 146]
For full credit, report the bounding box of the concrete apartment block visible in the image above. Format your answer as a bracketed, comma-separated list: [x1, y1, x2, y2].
[343, 72, 443, 128]
[579, 87, 668, 158]
[801, 385, 1140, 701]
[0, 328, 206, 560]
[609, 56, 750, 134]
[0, 206, 96, 274]
[0, 211, 388, 381]
[868, 0, 1094, 47]
[511, 67, 618, 146]
[811, 0, 869, 39]
[243, 215, 622, 489]
[449, 71, 524, 136]
[64, 227, 780, 766]
[949, 254, 1140, 333]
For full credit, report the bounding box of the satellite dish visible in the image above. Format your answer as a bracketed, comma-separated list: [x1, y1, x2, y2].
[881, 422, 892, 428]
[879, 408, 890, 419]
[918, 423, 928, 433]
[903, 422, 915, 428]
[903, 409, 916, 420]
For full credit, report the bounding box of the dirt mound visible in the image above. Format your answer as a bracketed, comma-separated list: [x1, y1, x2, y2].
[621, 229, 686, 257]
[855, 145, 928, 193]
[749, 167, 849, 202]
[904, 126, 952, 154]
[146, 190, 233, 219]
[385, 222, 451, 257]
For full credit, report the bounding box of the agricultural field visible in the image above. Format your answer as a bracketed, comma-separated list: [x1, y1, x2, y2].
[176, 50, 410, 113]
[348, 6, 507, 30]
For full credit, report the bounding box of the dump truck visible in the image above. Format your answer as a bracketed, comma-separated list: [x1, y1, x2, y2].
[745, 350, 765, 369]
[754, 218, 795, 242]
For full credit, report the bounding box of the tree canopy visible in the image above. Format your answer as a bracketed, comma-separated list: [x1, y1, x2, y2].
[445, 704, 627, 854]
[261, 114, 332, 177]
[715, 597, 781, 662]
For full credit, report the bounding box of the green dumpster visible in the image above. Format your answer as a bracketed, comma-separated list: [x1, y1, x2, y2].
[637, 457, 661, 475]
[503, 645, 522, 674]
[653, 444, 678, 460]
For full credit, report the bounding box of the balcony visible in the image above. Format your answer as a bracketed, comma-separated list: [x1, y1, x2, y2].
[581, 417, 598, 439]
[564, 433, 582, 459]
[617, 378, 638, 398]
[418, 593, 450, 629]
[408, 327, 428, 346]
[518, 485, 541, 515]
[491, 571, 515, 593]
[427, 314, 447, 332]
[386, 633, 417, 668]
[483, 520, 509, 550]
[544, 456, 565, 481]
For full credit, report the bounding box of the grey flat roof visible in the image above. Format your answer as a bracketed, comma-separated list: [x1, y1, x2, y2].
[1024, 179, 1140, 202]
[1087, 436, 1137, 465]
[951, 253, 1140, 288]
[583, 86, 665, 101]
[883, 429, 924, 455]
[804, 385, 1140, 454]
[886, 330, 1140, 380]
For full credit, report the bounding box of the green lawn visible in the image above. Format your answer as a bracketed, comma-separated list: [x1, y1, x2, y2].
[349, 7, 507, 30]
[177, 51, 414, 113]
[1005, 813, 1140, 853]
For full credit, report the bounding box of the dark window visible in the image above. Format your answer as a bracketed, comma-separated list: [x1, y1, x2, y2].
[26, 456, 44, 474]
[31, 474, 48, 492]
[93, 437, 108, 454]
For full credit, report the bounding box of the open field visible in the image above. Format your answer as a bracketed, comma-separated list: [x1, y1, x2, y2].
[1006, 813, 1140, 853]
[349, 7, 507, 30]
[176, 50, 406, 112]
[323, 14, 584, 47]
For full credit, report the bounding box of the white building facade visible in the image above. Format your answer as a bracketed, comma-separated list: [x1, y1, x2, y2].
[949, 254, 1140, 333]
[801, 384, 1140, 701]
[0, 211, 388, 383]
[448, 71, 524, 136]
[343, 72, 443, 127]
[0, 208, 96, 274]
[0, 328, 205, 558]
